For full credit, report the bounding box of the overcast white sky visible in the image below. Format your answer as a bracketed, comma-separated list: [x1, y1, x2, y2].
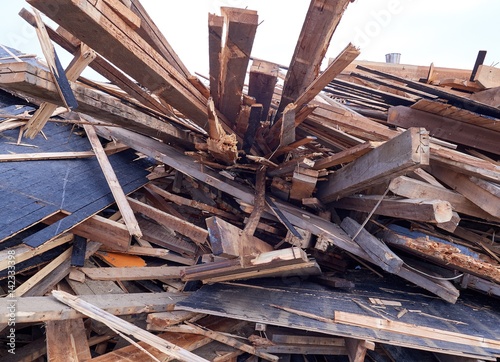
[1, 0, 499, 81]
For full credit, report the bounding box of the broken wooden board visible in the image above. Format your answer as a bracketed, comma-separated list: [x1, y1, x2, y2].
[388, 106, 499, 155]
[206, 216, 273, 258]
[218, 7, 258, 123]
[333, 196, 454, 224]
[0, 292, 188, 324]
[317, 127, 430, 202]
[28, 0, 209, 126]
[277, 0, 352, 117]
[176, 280, 500, 360]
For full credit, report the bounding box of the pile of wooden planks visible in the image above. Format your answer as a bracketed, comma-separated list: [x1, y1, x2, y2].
[0, 0, 498, 361]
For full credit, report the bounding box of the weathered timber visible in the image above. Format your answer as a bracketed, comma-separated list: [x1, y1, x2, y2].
[218, 7, 258, 123]
[388, 106, 499, 154]
[45, 318, 91, 362]
[277, 0, 352, 117]
[28, 0, 209, 126]
[317, 128, 430, 202]
[248, 59, 279, 122]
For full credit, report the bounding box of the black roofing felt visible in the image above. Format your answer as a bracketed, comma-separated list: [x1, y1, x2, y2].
[0, 104, 151, 247]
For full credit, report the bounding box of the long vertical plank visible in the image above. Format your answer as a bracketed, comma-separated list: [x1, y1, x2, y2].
[248, 59, 279, 122]
[277, 0, 352, 117]
[218, 7, 259, 123]
[83, 123, 142, 238]
[208, 13, 224, 106]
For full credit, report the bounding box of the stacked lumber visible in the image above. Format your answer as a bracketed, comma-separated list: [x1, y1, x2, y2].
[0, 0, 498, 361]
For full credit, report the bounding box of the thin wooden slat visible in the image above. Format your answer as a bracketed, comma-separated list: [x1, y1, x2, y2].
[83, 123, 142, 238]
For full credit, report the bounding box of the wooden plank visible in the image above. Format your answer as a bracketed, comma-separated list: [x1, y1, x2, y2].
[334, 196, 454, 224]
[334, 311, 500, 349]
[474, 64, 500, 89]
[71, 235, 87, 267]
[0, 62, 194, 145]
[431, 165, 500, 218]
[218, 7, 259, 123]
[389, 176, 498, 221]
[92, 316, 246, 362]
[243, 167, 267, 241]
[379, 228, 500, 284]
[103, 0, 140, 29]
[167, 323, 279, 362]
[313, 141, 383, 170]
[248, 59, 279, 122]
[84, 123, 142, 238]
[80, 266, 185, 281]
[388, 106, 499, 154]
[24, 43, 96, 138]
[127, 197, 208, 245]
[295, 43, 360, 109]
[277, 0, 352, 117]
[46, 318, 91, 362]
[341, 217, 403, 273]
[206, 216, 273, 258]
[206, 97, 238, 165]
[289, 166, 319, 202]
[0, 233, 73, 272]
[345, 338, 372, 362]
[242, 104, 263, 154]
[0, 291, 189, 324]
[147, 311, 200, 330]
[31, 8, 77, 110]
[470, 86, 500, 108]
[208, 13, 224, 106]
[317, 128, 430, 202]
[280, 103, 296, 147]
[51, 290, 209, 362]
[28, 0, 208, 126]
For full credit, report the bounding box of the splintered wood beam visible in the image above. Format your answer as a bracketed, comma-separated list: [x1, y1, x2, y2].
[24, 43, 96, 138]
[103, 0, 141, 29]
[345, 338, 372, 362]
[20, 7, 174, 115]
[80, 266, 185, 281]
[206, 216, 273, 259]
[294, 43, 360, 109]
[145, 183, 238, 221]
[388, 106, 499, 155]
[242, 104, 263, 153]
[389, 176, 498, 221]
[167, 323, 279, 362]
[333, 196, 454, 224]
[289, 166, 319, 202]
[218, 7, 259, 123]
[31, 8, 78, 110]
[431, 165, 500, 218]
[244, 167, 267, 240]
[474, 64, 500, 89]
[313, 141, 383, 170]
[277, 0, 352, 117]
[147, 311, 200, 330]
[208, 13, 224, 106]
[127, 197, 208, 245]
[27, 0, 208, 126]
[317, 128, 430, 202]
[207, 97, 238, 164]
[334, 311, 500, 349]
[340, 217, 403, 273]
[280, 103, 297, 147]
[379, 228, 500, 284]
[46, 318, 92, 362]
[44, 213, 131, 252]
[127, 0, 191, 78]
[0, 292, 187, 324]
[248, 59, 279, 122]
[51, 290, 209, 362]
[83, 123, 142, 239]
